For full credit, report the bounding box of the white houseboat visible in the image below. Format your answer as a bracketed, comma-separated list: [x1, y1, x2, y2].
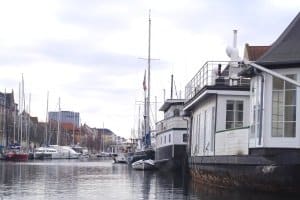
[185, 12, 300, 193]
[155, 99, 188, 171]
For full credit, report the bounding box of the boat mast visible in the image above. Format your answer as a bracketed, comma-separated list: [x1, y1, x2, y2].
[45, 91, 49, 145]
[13, 90, 16, 144]
[57, 97, 61, 145]
[4, 89, 7, 146]
[27, 93, 31, 148]
[171, 74, 174, 99]
[73, 111, 75, 145]
[102, 122, 104, 152]
[20, 74, 24, 146]
[145, 10, 151, 147]
[17, 82, 20, 143]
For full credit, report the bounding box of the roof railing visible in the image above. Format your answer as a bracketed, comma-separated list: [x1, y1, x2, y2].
[185, 61, 250, 100]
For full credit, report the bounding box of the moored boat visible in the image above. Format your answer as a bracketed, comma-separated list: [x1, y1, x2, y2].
[50, 145, 80, 159]
[185, 13, 300, 193]
[5, 150, 29, 162]
[4, 144, 28, 161]
[34, 146, 59, 159]
[132, 159, 156, 170]
[155, 97, 188, 172]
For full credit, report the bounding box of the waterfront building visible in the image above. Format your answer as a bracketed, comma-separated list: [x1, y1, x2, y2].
[184, 12, 300, 192]
[0, 91, 18, 146]
[48, 111, 80, 128]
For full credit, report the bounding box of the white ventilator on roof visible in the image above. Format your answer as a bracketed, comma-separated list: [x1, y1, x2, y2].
[226, 30, 243, 83]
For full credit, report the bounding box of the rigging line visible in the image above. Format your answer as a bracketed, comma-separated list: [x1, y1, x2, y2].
[149, 105, 156, 130]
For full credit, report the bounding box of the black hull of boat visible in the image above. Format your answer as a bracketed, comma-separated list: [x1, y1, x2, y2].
[128, 149, 155, 164]
[34, 154, 52, 160]
[155, 145, 186, 171]
[189, 148, 300, 193]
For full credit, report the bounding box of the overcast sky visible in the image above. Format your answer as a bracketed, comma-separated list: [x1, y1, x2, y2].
[0, 0, 299, 139]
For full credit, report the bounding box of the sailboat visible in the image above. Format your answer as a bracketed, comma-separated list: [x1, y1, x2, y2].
[5, 75, 29, 161]
[131, 11, 155, 170]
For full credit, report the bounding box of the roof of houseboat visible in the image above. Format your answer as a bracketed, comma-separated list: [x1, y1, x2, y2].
[257, 12, 300, 67]
[244, 44, 270, 61]
[159, 99, 185, 111]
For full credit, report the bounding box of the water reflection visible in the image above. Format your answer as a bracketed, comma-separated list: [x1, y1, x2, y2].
[189, 181, 299, 200]
[0, 160, 297, 200]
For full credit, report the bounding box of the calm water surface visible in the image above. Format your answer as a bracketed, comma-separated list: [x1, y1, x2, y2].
[0, 160, 298, 200]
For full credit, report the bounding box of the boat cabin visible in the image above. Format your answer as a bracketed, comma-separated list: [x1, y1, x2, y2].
[155, 99, 188, 160]
[185, 12, 300, 158]
[184, 61, 251, 156]
[242, 12, 300, 150]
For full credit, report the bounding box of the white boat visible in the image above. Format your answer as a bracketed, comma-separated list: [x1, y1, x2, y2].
[131, 159, 156, 170]
[155, 79, 188, 171]
[34, 146, 60, 159]
[72, 145, 89, 158]
[113, 152, 128, 163]
[50, 145, 80, 159]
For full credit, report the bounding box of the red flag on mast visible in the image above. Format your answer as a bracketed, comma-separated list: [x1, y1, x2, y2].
[143, 70, 147, 91]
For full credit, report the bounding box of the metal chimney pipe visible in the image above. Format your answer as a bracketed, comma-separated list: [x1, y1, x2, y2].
[233, 29, 237, 48]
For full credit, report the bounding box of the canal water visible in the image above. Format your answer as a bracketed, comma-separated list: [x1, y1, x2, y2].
[0, 159, 298, 200]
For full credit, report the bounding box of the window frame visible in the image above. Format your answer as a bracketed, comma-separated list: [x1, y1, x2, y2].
[225, 100, 244, 129]
[272, 74, 297, 138]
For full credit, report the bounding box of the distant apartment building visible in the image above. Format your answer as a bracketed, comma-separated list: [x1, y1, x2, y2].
[48, 111, 80, 128]
[0, 91, 18, 146]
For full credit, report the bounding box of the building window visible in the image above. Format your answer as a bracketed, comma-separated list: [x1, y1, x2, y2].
[164, 135, 166, 144]
[183, 133, 188, 142]
[226, 100, 243, 129]
[272, 75, 297, 137]
[169, 134, 171, 143]
[173, 109, 180, 117]
[160, 136, 162, 145]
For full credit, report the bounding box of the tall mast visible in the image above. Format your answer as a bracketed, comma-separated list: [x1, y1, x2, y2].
[146, 10, 151, 147]
[102, 122, 104, 152]
[57, 97, 61, 145]
[4, 89, 7, 146]
[171, 74, 174, 99]
[73, 111, 75, 145]
[20, 74, 24, 146]
[27, 93, 31, 147]
[13, 90, 16, 144]
[138, 104, 141, 140]
[45, 91, 49, 145]
[17, 82, 20, 143]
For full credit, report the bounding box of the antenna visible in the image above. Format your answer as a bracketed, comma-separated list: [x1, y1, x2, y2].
[170, 74, 174, 99]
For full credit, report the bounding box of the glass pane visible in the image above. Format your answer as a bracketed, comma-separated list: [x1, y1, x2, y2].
[272, 107, 284, 122]
[273, 77, 284, 90]
[285, 90, 296, 105]
[226, 101, 234, 110]
[284, 122, 296, 137]
[226, 111, 233, 121]
[285, 74, 297, 90]
[235, 121, 243, 128]
[237, 101, 243, 111]
[284, 106, 296, 121]
[272, 122, 283, 137]
[272, 91, 284, 103]
[183, 134, 188, 142]
[237, 111, 243, 122]
[226, 122, 234, 129]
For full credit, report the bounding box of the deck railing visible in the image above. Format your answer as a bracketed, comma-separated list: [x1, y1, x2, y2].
[185, 61, 250, 100]
[156, 117, 187, 133]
